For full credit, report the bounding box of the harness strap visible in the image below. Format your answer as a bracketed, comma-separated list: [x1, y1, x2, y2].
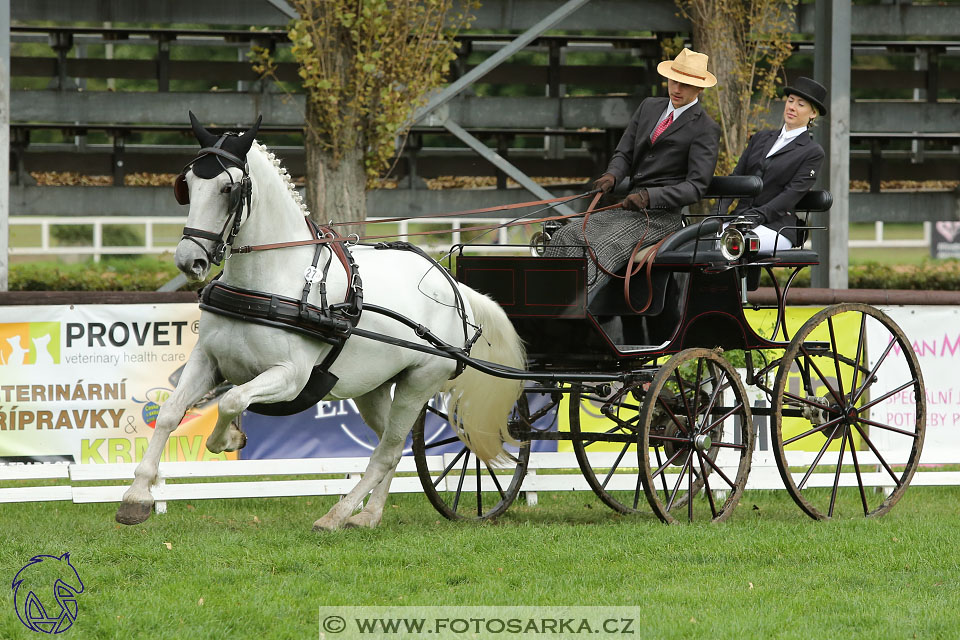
[374, 240, 475, 378]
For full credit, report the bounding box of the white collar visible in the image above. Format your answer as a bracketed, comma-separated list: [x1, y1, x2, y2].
[779, 124, 807, 141]
[662, 97, 699, 122]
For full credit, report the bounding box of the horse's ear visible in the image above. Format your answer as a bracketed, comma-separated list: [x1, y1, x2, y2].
[189, 111, 218, 148]
[236, 115, 262, 156]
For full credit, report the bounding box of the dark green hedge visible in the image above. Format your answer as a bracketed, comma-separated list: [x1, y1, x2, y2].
[760, 260, 960, 290]
[9, 257, 208, 292]
[9, 257, 960, 292]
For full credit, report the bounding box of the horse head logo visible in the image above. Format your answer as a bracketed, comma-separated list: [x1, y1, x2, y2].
[935, 221, 960, 243]
[11, 553, 84, 634]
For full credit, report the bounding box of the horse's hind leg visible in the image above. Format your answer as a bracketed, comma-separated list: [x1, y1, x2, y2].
[343, 382, 398, 529]
[205, 364, 306, 454]
[116, 349, 219, 525]
[315, 375, 438, 531]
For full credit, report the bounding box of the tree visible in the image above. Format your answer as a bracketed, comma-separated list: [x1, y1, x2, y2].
[253, 0, 477, 227]
[670, 0, 797, 174]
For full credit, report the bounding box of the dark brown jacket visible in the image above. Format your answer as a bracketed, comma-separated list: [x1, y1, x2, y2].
[605, 97, 721, 211]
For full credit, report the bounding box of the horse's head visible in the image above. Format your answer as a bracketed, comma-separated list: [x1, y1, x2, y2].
[174, 111, 262, 281]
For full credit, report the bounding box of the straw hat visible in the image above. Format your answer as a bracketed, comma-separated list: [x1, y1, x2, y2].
[656, 49, 717, 88]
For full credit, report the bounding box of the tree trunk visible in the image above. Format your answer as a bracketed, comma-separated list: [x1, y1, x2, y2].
[304, 104, 367, 236]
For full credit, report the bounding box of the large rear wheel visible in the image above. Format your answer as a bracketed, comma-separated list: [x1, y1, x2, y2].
[771, 303, 925, 519]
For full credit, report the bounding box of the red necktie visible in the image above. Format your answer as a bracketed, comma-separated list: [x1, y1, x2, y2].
[651, 112, 673, 143]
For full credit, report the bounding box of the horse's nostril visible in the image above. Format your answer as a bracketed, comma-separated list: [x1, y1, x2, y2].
[193, 259, 207, 273]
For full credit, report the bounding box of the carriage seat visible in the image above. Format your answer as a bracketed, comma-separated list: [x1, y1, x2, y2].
[587, 176, 764, 315]
[654, 189, 834, 266]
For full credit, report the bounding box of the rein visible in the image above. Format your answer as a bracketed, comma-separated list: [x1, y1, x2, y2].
[233, 192, 622, 255]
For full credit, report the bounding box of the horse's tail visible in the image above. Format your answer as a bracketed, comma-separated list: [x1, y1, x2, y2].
[442, 285, 526, 465]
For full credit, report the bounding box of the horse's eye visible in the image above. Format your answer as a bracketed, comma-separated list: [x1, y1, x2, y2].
[221, 185, 232, 194]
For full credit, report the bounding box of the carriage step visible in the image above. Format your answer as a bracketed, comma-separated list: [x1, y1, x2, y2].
[615, 343, 668, 353]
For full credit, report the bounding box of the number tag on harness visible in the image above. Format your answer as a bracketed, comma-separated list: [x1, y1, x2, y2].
[304, 266, 322, 283]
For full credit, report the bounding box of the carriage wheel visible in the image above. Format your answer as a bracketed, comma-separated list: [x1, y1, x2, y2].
[771, 303, 925, 519]
[639, 349, 754, 523]
[570, 351, 753, 521]
[412, 394, 530, 521]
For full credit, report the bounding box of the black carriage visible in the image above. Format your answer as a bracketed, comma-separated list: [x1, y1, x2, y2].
[411, 177, 926, 524]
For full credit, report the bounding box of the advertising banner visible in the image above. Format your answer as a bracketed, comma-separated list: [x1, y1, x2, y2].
[869, 306, 960, 461]
[0, 304, 236, 464]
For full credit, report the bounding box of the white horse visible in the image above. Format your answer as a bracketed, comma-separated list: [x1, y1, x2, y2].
[116, 114, 525, 530]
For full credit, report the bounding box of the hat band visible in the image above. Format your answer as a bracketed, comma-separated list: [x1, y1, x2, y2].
[671, 65, 707, 81]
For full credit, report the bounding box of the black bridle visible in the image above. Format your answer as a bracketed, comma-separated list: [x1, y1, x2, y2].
[176, 133, 253, 265]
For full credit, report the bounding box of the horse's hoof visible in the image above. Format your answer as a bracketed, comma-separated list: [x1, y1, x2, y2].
[312, 517, 341, 532]
[343, 513, 380, 529]
[115, 501, 152, 525]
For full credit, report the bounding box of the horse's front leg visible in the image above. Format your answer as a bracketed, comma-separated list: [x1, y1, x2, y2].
[116, 349, 219, 525]
[205, 364, 306, 454]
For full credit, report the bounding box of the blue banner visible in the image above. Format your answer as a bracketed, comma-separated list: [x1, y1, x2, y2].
[239, 393, 559, 459]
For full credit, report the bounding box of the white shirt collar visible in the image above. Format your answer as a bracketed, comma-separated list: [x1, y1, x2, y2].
[661, 97, 699, 123]
[779, 124, 807, 141]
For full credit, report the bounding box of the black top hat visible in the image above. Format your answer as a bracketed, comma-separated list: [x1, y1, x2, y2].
[783, 76, 827, 116]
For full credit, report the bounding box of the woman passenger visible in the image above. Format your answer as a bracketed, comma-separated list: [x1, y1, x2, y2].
[725, 77, 827, 253]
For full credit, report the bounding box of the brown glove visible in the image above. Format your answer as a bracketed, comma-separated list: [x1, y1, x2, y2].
[592, 173, 616, 194]
[623, 190, 650, 211]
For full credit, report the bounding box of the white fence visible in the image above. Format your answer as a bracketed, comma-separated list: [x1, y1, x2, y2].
[8, 215, 530, 261]
[3, 450, 958, 512]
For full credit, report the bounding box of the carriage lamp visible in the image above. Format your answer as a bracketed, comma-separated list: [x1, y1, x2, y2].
[719, 219, 760, 261]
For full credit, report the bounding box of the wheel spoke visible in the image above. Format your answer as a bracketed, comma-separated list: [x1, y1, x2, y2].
[851, 336, 897, 405]
[422, 435, 466, 451]
[797, 346, 844, 407]
[433, 447, 468, 487]
[797, 423, 842, 490]
[781, 390, 843, 414]
[783, 415, 846, 446]
[601, 440, 632, 490]
[666, 449, 693, 512]
[657, 395, 690, 436]
[827, 428, 848, 518]
[699, 368, 727, 430]
[859, 379, 919, 413]
[582, 424, 629, 447]
[701, 402, 746, 436]
[674, 369, 694, 424]
[476, 455, 483, 517]
[450, 451, 471, 512]
[850, 313, 867, 396]
[633, 437, 643, 510]
[484, 462, 507, 499]
[697, 451, 718, 519]
[692, 358, 705, 422]
[699, 450, 738, 490]
[651, 447, 686, 480]
[848, 436, 870, 516]
[708, 440, 747, 451]
[654, 446, 670, 498]
[827, 316, 846, 400]
[858, 417, 920, 439]
[852, 423, 903, 488]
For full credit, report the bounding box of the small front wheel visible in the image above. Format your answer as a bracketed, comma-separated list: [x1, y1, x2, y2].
[412, 394, 530, 521]
[640, 348, 755, 523]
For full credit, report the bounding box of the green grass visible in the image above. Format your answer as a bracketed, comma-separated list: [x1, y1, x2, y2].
[2, 487, 959, 639]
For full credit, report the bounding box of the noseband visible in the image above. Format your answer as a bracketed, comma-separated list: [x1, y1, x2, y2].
[176, 133, 253, 265]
